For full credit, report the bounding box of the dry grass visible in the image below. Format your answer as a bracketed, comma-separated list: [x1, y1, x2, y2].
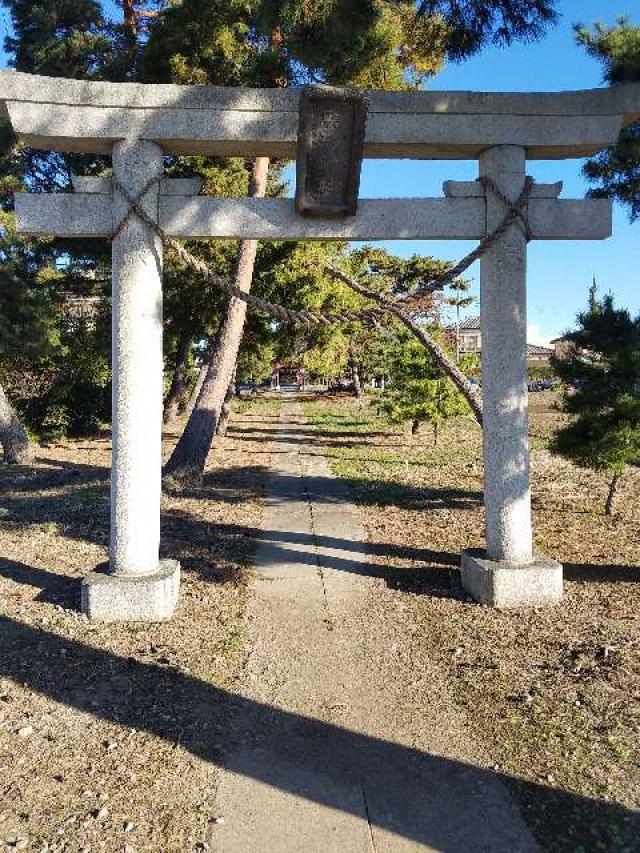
[303, 391, 640, 853]
[0, 396, 280, 853]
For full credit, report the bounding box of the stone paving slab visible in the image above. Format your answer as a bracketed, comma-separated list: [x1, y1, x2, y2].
[213, 399, 539, 852]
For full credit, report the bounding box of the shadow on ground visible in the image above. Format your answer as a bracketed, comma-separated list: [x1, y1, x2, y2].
[177, 468, 483, 512]
[1, 461, 637, 591]
[0, 607, 636, 851]
[0, 456, 109, 494]
[0, 558, 79, 607]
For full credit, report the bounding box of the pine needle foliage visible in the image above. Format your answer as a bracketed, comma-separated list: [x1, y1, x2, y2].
[551, 290, 640, 515]
[576, 18, 640, 221]
[416, 0, 557, 60]
[378, 334, 468, 441]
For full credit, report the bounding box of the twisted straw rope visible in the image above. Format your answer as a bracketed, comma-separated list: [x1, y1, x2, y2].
[109, 173, 534, 326]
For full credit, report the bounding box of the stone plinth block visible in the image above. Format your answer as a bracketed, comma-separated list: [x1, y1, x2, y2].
[461, 549, 562, 608]
[81, 560, 180, 622]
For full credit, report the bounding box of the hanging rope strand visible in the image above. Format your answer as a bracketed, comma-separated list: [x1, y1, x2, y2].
[109, 174, 534, 327]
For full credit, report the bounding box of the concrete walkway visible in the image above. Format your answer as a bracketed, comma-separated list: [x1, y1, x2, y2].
[213, 399, 538, 852]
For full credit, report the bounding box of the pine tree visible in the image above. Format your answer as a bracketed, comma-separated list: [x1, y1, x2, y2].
[0, 0, 130, 448]
[445, 279, 475, 362]
[154, 0, 454, 481]
[0, 1, 559, 468]
[576, 18, 640, 221]
[335, 248, 484, 424]
[1, 0, 237, 443]
[378, 334, 468, 443]
[0, 148, 61, 461]
[4, 0, 116, 78]
[551, 288, 640, 516]
[417, 1, 557, 60]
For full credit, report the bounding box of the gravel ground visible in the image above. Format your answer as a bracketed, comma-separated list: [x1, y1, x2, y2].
[303, 391, 640, 853]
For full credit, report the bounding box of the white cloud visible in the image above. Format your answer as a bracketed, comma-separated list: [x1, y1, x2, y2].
[526, 324, 555, 349]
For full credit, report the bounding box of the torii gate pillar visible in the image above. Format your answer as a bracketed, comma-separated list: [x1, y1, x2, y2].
[461, 146, 562, 606]
[81, 139, 180, 621]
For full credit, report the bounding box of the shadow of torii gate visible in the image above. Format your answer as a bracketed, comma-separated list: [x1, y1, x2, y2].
[2, 70, 638, 620]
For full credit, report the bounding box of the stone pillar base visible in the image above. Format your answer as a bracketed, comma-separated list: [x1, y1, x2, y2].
[461, 549, 562, 608]
[81, 559, 180, 622]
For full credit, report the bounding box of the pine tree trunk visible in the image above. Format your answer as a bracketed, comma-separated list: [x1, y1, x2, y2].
[164, 157, 270, 481]
[216, 367, 236, 437]
[411, 419, 420, 435]
[0, 381, 33, 465]
[163, 331, 192, 424]
[327, 267, 483, 427]
[352, 362, 362, 399]
[433, 421, 439, 446]
[183, 361, 208, 420]
[605, 472, 621, 516]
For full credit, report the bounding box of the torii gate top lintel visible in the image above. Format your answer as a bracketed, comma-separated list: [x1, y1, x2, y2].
[0, 69, 638, 160]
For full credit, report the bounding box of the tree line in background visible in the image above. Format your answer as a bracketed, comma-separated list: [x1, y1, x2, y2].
[0, 1, 638, 510]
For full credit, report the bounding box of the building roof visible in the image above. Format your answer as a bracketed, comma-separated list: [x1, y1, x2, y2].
[450, 315, 480, 330]
[526, 343, 554, 356]
[447, 317, 554, 355]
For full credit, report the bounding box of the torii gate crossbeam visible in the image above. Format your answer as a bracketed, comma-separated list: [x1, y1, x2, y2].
[2, 71, 638, 621]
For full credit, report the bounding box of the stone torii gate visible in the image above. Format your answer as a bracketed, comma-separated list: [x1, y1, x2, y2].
[1, 71, 638, 620]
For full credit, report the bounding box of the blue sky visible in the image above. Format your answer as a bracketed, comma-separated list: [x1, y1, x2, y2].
[354, 0, 639, 344]
[1, 1, 637, 344]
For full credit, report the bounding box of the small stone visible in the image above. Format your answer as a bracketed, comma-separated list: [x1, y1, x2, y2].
[17, 726, 33, 738]
[3, 839, 27, 851]
[92, 806, 108, 821]
[123, 822, 135, 833]
[212, 817, 225, 826]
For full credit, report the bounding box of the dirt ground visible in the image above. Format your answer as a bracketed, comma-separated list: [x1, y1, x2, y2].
[0, 396, 280, 853]
[0, 389, 638, 852]
[302, 391, 640, 853]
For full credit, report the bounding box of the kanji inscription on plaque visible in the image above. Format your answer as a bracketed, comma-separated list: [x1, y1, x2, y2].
[295, 87, 368, 217]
